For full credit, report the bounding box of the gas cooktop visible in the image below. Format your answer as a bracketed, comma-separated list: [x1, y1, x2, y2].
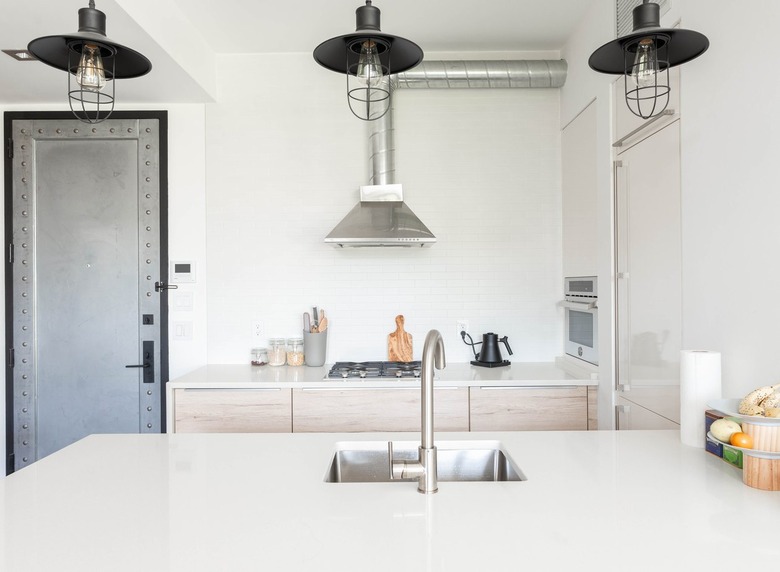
[326, 361, 422, 379]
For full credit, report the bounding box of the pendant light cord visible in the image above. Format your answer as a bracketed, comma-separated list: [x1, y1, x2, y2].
[89, 0, 96, 8]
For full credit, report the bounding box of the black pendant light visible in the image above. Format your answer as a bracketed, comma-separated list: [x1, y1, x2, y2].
[313, 0, 423, 121]
[28, 0, 152, 124]
[588, 0, 708, 119]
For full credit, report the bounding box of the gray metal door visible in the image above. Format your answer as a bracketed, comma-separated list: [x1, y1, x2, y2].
[6, 115, 167, 472]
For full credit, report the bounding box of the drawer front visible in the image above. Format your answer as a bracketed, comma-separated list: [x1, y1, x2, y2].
[470, 386, 588, 431]
[173, 388, 292, 433]
[587, 386, 598, 430]
[292, 387, 469, 433]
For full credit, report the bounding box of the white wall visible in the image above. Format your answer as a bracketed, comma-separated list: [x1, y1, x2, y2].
[205, 53, 563, 365]
[562, 0, 780, 409]
[674, 1, 780, 395]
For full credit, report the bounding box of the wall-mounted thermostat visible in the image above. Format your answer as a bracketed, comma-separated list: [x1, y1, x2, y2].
[170, 261, 196, 283]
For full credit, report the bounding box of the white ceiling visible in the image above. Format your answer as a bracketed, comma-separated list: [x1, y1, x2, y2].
[0, 0, 599, 105]
[171, 0, 596, 54]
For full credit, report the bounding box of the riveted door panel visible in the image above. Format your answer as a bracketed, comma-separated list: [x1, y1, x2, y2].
[6, 114, 167, 471]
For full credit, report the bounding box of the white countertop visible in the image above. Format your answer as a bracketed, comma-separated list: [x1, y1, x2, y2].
[167, 362, 597, 390]
[1, 430, 777, 571]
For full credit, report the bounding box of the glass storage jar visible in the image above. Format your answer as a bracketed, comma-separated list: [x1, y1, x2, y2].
[267, 338, 287, 366]
[251, 347, 268, 366]
[286, 337, 304, 366]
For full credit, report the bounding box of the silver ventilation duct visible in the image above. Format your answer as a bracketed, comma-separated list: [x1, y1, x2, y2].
[324, 60, 568, 248]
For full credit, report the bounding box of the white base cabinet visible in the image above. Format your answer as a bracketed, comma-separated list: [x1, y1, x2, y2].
[616, 396, 679, 430]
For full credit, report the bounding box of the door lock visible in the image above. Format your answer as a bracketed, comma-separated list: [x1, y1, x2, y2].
[126, 341, 155, 383]
[154, 281, 178, 292]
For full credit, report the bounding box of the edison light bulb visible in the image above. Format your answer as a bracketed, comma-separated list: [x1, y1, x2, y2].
[629, 38, 658, 88]
[356, 40, 383, 87]
[75, 44, 106, 92]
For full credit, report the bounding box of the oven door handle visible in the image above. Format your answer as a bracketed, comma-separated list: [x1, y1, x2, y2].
[562, 300, 598, 310]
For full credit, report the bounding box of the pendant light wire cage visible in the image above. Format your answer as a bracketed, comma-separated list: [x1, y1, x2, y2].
[28, 0, 151, 124]
[623, 32, 671, 119]
[589, 0, 708, 119]
[313, 1, 423, 121]
[346, 37, 391, 120]
[67, 40, 116, 124]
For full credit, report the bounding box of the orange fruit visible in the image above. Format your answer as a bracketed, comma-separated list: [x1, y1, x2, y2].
[729, 432, 754, 449]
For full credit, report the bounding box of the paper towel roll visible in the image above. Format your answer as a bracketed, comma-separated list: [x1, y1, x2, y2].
[680, 350, 722, 448]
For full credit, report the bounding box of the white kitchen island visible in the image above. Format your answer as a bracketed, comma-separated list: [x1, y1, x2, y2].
[1, 430, 777, 571]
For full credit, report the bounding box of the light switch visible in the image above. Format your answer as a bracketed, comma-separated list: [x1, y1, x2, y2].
[174, 290, 194, 311]
[173, 321, 193, 341]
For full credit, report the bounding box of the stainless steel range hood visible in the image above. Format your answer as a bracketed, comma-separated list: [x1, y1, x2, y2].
[324, 184, 435, 248]
[324, 60, 568, 248]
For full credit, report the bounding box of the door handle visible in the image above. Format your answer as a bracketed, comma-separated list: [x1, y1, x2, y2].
[126, 341, 155, 383]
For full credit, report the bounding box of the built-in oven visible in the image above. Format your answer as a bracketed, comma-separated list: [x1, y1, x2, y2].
[564, 276, 598, 365]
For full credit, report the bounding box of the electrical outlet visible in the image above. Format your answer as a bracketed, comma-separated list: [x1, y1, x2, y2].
[252, 321, 264, 342]
[457, 320, 469, 338]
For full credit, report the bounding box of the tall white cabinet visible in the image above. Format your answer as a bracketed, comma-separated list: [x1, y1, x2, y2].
[613, 73, 682, 429]
[562, 101, 598, 278]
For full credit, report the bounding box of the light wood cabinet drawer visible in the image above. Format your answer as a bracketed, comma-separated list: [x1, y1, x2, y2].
[173, 388, 292, 433]
[292, 387, 469, 433]
[470, 386, 588, 431]
[587, 386, 598, 430]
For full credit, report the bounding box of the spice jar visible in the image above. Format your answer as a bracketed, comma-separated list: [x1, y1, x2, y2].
[286, 337, 304, 366]
[251, 347, 268, 366]
[267, 338, 286, 366]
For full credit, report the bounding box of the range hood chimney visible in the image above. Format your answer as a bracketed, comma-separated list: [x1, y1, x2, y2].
[324, 60, 568, 248]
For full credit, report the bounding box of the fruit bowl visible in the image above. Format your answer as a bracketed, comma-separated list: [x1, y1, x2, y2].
[707, 399, 780, 490]
[708, 398, 780, 426]
[706, 432, 780, 459]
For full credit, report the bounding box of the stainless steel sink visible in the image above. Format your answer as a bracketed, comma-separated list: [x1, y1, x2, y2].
[325, 440, 525, 483]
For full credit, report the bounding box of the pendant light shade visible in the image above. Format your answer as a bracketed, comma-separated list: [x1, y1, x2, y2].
[588, 0, 708, 119]
[313, 0, 423, 121]
[28, 0, 152, 124]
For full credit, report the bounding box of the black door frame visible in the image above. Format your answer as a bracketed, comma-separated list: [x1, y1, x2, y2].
[3, 110, 170, 474]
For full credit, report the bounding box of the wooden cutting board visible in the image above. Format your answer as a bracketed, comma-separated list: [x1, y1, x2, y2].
[388, 314, 413, 362]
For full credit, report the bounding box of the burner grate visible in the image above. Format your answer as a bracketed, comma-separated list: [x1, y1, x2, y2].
[327, 361, 422, 379]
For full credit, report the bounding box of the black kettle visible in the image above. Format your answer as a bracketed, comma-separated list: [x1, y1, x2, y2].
[461, 332, 513, 368]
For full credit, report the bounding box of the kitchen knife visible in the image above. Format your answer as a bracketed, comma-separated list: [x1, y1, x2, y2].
[313, 307, 319, 330]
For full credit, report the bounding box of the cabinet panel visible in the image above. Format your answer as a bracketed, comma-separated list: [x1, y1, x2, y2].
[562, 100, 598, 278]
[587, 386, 598, 430]
[173, 388, 292, 433]
[470, 386, 588, 431]
[615, 120, 681, 425]
[292, 388, 469, 433]
[616, 396, 679, 430]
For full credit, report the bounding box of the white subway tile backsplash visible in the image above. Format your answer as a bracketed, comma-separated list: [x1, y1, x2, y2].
[205, 54, 562, 364]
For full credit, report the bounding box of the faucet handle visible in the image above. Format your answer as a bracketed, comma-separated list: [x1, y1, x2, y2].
[387, 441, 394, 479]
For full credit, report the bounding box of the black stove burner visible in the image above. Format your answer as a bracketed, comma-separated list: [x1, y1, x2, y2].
[327, 361, 422, 379]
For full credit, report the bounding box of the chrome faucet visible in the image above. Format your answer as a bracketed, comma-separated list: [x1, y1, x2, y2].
[388, 329, 446, 494]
